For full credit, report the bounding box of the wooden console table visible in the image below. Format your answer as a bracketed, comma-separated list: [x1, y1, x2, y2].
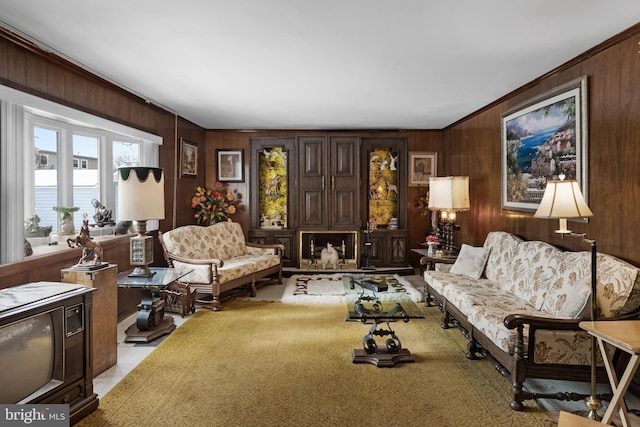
[61, 264, 118, 376]
[579, 320, 640, 427]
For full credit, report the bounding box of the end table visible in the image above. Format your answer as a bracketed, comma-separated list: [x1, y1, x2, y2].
[117, 267, 193, 343]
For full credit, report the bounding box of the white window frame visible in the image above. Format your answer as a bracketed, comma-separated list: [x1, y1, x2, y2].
[0, 84, 162, 264]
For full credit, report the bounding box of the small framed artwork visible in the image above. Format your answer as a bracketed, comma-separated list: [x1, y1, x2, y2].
[408, 152, 437, 187]
[501, 76, 588, 213]
[216, 149, 244, 182]
[180, 139, 198, 177]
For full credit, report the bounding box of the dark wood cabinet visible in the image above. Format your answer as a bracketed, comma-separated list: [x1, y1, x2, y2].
[298, 136, 359, 230]
[365, 229, 408, 268]
[249, 135, 408, 268]
[248, 229, 297, 267]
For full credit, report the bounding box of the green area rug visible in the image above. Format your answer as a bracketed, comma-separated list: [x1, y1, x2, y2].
[78, 301, 554, 427]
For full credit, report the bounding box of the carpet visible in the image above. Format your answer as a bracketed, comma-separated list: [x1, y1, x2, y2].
[278, 273, 425, 304]
[77, 301, 553, 427]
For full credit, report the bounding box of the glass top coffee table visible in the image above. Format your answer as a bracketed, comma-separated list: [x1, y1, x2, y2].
[117, 267, 193, 343]
[343, 274, 425, 367]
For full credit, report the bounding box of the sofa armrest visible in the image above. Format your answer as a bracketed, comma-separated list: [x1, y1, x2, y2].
[504, 310, 640, 330]
[246, 241, 286, 255]
[163, 251, 224, 268]
[504, 314, 581, 331]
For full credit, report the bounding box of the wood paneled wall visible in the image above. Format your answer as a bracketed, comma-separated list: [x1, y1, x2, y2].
[444, 27, 640, 266]
[205, 130, 443, 257]
[0, 28, 205, 274]
[2, 20, 640, 283]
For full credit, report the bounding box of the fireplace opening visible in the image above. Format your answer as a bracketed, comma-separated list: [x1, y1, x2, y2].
[298, 231, 358, 270]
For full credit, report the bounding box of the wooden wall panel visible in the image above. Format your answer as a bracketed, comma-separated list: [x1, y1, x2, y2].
[205, 129, 444, 267]
[444, 31, 640, 266]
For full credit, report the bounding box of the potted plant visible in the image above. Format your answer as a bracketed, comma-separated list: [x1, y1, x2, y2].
[53, 206, 80, 235]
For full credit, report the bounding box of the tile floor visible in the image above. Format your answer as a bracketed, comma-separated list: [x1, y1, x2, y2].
[92, 311, 189, 397]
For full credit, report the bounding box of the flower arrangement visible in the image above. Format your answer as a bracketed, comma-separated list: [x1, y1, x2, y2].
[191, 182, 238, 225]
[425, 235, 439, 243]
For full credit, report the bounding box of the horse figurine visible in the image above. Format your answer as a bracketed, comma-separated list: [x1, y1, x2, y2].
[67, 218, 104, 265]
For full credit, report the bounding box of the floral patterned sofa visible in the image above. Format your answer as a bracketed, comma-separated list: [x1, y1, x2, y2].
[423, 231, 640, 411]
[158, 222, 284, 311]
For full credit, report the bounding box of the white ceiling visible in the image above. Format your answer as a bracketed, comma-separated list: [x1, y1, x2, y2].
[1, 1, 639, 130]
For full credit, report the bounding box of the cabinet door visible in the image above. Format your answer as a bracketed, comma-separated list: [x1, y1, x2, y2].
[298, 136, 328, 229]
[329, 136, 359, 230]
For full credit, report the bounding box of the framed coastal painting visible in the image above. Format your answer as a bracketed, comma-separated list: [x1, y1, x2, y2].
[180, 139, 198, 177]
[216, 149, 244, 182]
[408, 152, 437, 187]
[501, 76, 588, 213]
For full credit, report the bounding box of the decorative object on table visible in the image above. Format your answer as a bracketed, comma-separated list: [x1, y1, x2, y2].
[408, 151, 437, 187]
[191, 182, 238, 225]
[67, 215, 106, 268]
[428, 176, 470, 253]
[91, 199, 115, 227]
[501, 76, 587, 213]
[118, 166, 165, 277]
[216, 148, 244, 182]
[114, 220, 134, 235]
[533, 173, 600, 421]
[53, 206, 79, 235]
[180, 138, 198, 177]
[425, 235, 439, 256]
[24, 214, 52, 237]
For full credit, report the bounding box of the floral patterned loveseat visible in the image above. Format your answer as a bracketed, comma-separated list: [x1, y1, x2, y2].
[158, 222, 284, 311]
[423, 231, 640, 411]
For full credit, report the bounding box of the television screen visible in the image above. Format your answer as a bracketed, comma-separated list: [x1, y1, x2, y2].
[0, 309, 60, 403]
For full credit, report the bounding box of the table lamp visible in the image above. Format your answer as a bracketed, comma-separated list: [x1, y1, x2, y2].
[117, 167, 165, 277]
[534, 174, 600, 420]
[428, 176, 470, 253]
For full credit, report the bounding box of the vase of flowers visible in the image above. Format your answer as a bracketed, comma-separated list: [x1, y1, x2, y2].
[425, 235, 439, 256]
[191, 182, 238, 225]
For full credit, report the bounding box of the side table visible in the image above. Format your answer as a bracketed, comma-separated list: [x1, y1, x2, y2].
[61, 264, 118, 376]
[411, 248, 457, 307]
[579, 320, 640, 427]
[117, 267, 193, 343]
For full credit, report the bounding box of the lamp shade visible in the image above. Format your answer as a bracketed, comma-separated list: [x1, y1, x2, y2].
[428, 176, 470, 211]
[117, 167, 165, 221]
[534, 179, 593, 220]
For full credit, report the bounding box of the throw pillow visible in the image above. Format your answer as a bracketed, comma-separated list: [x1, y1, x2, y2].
[449, 244, 491, 280]
[557, 277, 592, 319]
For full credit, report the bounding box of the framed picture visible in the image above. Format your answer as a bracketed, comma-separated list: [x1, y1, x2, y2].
[180, 139, 198, 177]
[501, 76, 588, 213]
[216, 149, 244, 182]
[408, 152, 437, 187]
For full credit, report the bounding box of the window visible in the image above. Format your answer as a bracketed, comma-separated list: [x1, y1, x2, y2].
[0, 83, 162, 264]
[38, 153, 49, 167]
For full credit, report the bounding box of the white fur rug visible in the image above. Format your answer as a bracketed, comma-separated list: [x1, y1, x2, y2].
[249, 273, 425, 304]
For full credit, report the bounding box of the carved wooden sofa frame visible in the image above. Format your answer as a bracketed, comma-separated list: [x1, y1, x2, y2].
[158, 222, 284, 311]
[423, 231, 640, 411]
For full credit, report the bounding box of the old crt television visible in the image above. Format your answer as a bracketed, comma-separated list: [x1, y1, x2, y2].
[0, 282, 98, 422]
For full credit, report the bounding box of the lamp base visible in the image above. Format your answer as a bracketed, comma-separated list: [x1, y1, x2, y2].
[128, 265, 156, 278]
